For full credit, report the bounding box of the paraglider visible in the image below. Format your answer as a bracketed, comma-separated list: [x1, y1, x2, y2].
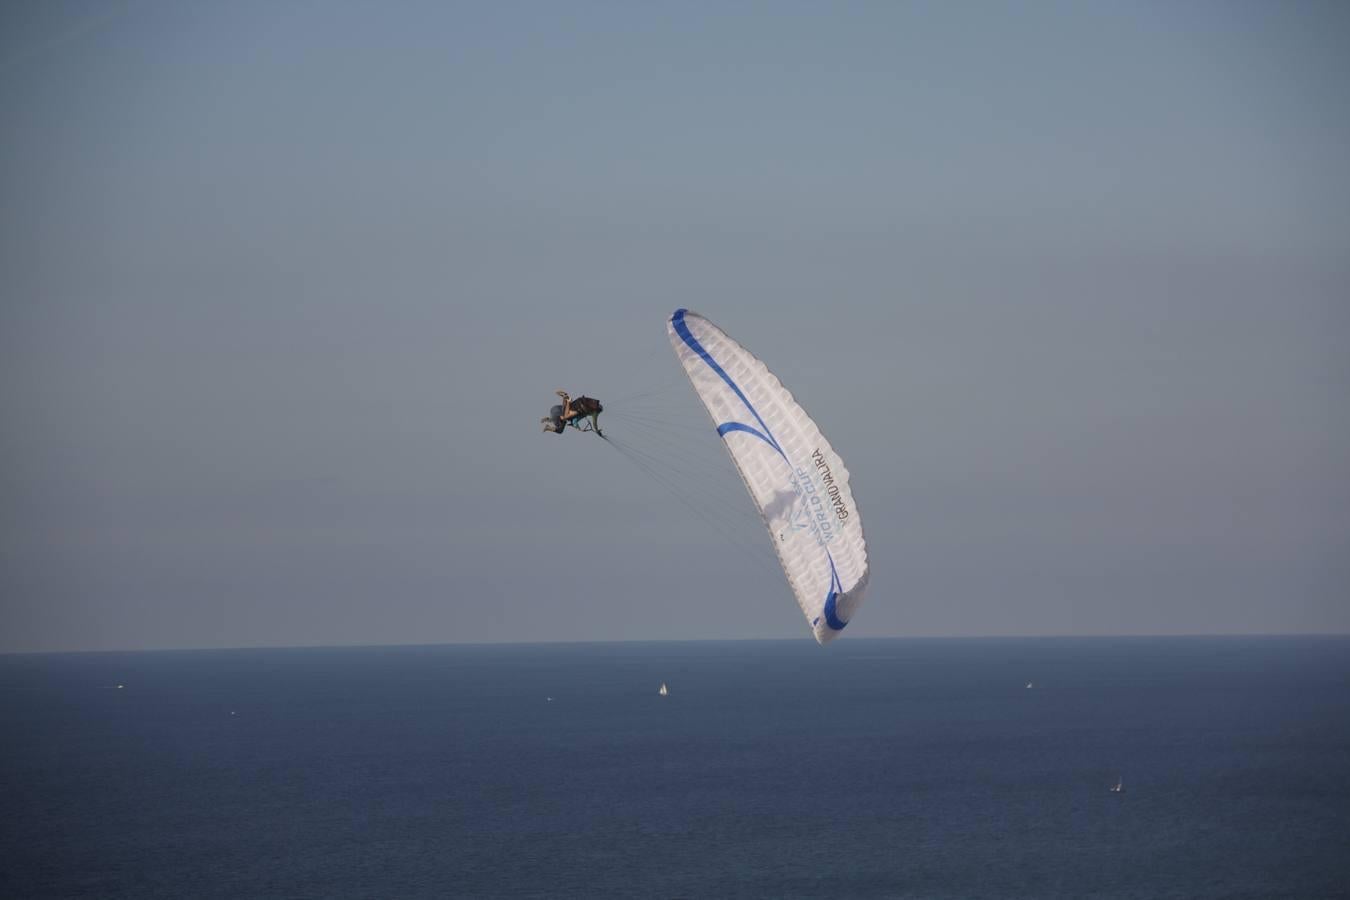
[541, 390, 603, 435]
[543, 311, 870, 643]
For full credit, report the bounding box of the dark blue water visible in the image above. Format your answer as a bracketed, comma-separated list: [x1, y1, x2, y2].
[3, 637, 1348, 899]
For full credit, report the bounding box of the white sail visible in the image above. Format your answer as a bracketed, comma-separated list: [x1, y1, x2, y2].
[667, 309, 871, 644]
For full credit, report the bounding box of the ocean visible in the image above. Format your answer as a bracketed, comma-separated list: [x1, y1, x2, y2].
[2, 637, 1348, 899]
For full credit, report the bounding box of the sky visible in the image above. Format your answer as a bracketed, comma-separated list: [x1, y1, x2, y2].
[1, 1, 1347, 653]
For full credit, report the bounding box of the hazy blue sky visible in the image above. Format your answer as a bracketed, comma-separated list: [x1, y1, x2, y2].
[2, 1, 1347, 652]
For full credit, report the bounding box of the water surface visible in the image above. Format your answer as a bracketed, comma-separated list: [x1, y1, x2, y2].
[3, 637, 1348, 898]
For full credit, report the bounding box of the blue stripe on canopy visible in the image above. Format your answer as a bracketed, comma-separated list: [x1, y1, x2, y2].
[672, 309, 785, 460]
[822, 551, 848, 631]
[716, 421, 778, 450]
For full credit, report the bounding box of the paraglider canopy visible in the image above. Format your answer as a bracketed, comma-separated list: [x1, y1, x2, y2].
[666, 309, 870, 643]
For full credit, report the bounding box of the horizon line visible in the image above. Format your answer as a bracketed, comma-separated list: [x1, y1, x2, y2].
[4, 630, 1348, 657]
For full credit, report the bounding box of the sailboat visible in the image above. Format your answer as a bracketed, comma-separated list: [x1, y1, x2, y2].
[658, 682, 669, 697]
[1110, 777, 1124, 793]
